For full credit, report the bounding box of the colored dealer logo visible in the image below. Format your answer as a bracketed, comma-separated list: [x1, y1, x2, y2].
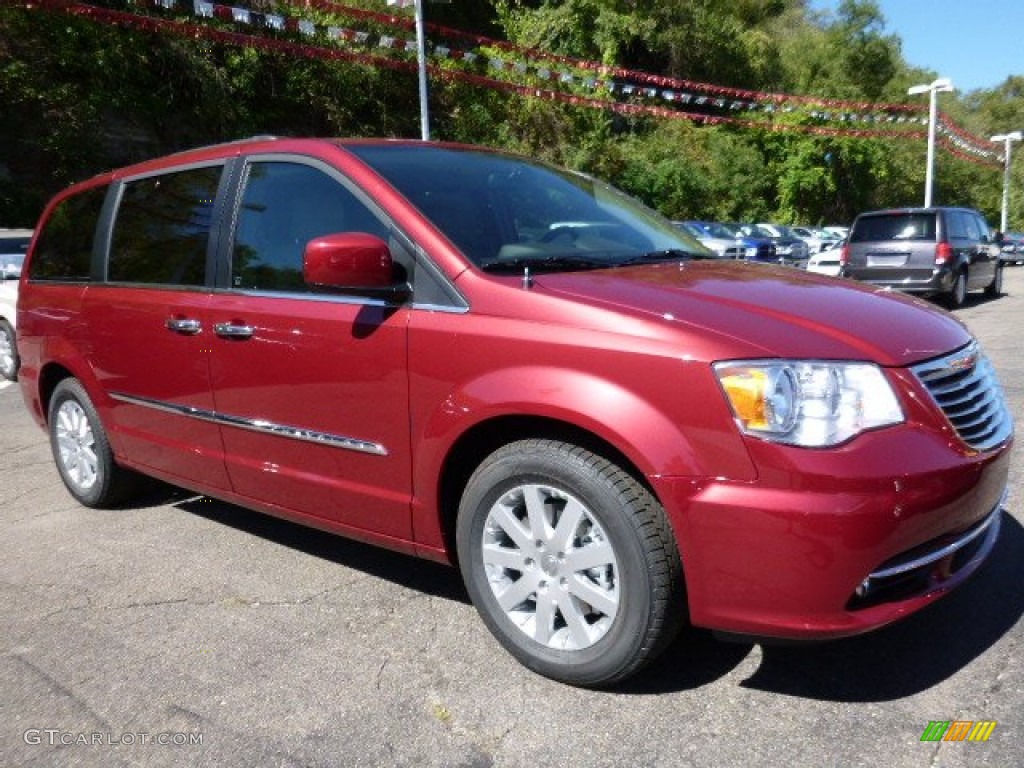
[920, 721, 996, 742]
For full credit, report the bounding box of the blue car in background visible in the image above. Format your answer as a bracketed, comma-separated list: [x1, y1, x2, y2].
[716, 222, 779, 263]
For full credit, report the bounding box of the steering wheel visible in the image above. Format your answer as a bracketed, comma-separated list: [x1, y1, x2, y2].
[540, 225, 581, 243]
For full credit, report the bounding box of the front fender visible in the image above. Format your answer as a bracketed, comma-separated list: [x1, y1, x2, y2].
[409, 362, 757, 554]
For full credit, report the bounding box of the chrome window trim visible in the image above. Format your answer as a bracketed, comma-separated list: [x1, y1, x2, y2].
[204, 287, 469, 313]
[411, 302, 470, 314]
[110, 392, 388, 456]
[216, 287, 398, 308]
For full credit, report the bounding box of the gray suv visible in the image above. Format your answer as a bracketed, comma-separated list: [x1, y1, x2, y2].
[841, 207, 1002, 307]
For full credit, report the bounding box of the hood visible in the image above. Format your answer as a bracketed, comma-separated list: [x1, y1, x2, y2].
[534, 261, 971, 366]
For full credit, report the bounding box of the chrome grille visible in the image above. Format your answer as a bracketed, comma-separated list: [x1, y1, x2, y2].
[912, 342, 1014, 452]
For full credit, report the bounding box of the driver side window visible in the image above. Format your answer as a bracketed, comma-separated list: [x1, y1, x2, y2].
[232, 161, 390, 293]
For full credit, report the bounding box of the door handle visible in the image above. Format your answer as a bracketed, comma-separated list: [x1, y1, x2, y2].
[165, 317, 202, 335]
[214, 322, 255, 339]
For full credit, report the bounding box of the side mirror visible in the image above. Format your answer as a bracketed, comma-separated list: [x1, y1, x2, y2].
[303, 232, 396, 290]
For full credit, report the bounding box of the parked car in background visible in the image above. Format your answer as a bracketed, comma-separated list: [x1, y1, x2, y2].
[841, 207, 1002, 308]
[791, 226, 841, 254]
[16, 138, 1013, 686]
[674, 221, 743, 259]
[743, 223, 810, 266]
[1000, 232, 1024, 265]
[717, 222, 778, 263]
[806, 239, 844, 276]
[0, 228, 32, 381]
[824, 225, 850, 240]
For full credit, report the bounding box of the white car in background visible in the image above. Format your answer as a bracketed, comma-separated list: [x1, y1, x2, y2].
[0, 228, 32, 381]
[791, 226, 829, 254]
[792, 226, 844, 254]
[806, 239, 844, 277]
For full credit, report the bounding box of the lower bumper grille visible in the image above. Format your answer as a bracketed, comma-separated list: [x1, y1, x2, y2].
[847, 490, 1006, 610]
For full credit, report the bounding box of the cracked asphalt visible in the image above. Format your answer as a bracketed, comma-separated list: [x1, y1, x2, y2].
[2, 269, 1022, 768]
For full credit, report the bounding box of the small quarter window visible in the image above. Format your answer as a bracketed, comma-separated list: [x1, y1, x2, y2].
[948, 211, 971, 240]
[29, 186, 107, 281]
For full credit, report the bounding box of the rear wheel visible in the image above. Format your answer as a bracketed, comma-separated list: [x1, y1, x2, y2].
[48, 378, 140, 508]
[946, 270, 967, 308]
[0, 319, 17, 381]
[456, 439, 685, 687]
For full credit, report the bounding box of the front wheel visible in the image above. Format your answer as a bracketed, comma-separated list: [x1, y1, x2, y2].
[985, 265, 1003, 298]
[456, 439, 685, 687]
[48, 378, 140, 508]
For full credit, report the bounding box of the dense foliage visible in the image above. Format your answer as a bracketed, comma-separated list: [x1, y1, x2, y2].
[1, 0, 1021, 229]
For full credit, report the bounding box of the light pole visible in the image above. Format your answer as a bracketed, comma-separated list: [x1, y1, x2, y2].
[389, 0, 450, 141]
[908, 77, 954, 208]
[990, 131, 1022, 232]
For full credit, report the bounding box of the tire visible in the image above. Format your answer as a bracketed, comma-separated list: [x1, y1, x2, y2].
[0, 319, 18, 381]
[48, 378, 139, 508]
[985, 265, 1003, 298]
[945, 270, 967, 309]
[456, 439, 685, 687]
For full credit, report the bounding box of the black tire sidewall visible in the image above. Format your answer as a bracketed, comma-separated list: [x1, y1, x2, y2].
[989, 266, 1003, 296]
[48, 379, 115, 507]
[948, 271, 967, 308]
[456, 443, 657, 686]
[0, 319, 17, 381]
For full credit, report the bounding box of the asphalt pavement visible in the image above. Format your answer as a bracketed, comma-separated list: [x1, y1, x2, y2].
[2, 269, 1022, 767]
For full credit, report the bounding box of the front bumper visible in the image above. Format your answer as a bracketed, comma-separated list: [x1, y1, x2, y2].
[653, 426, 1012, 639]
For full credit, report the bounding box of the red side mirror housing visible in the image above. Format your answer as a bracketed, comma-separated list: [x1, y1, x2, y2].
[303, 232, 394, 289]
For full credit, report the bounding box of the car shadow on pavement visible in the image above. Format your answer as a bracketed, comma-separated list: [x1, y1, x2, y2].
[623, 512, 1024, 700]
[138, 483, 1023, 700]
[147, 485, 472, 605]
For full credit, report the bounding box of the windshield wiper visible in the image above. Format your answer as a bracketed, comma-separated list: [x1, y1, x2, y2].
[614, 249, 704, 266]
[479, 255, 613, 273]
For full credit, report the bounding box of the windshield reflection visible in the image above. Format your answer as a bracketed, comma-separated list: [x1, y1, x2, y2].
[348, 145, 710, 272]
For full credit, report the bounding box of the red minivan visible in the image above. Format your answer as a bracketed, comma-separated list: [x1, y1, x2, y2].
[17, 138, 1014, 686]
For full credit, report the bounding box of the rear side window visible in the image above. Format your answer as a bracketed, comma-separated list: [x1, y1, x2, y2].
[108, 165, 222, 286]
[851, 214, 936, 243]
[29, 186, 107, 281]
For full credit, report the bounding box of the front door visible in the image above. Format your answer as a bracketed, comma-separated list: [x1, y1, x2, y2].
[209, 158, 413, 539]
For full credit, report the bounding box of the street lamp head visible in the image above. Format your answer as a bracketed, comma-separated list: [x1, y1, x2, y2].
[991, 132, 1023, 143]
[908, 77, 954, 96]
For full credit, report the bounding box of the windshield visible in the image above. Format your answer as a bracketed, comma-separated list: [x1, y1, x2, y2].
[748, 224, 783, 239]
[700, 222, 736, 239]
[347, 145, 709, 272]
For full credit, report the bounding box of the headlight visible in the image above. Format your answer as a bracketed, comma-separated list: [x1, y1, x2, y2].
[745, 247, 757, 258]
[713, 361, 904, 447]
